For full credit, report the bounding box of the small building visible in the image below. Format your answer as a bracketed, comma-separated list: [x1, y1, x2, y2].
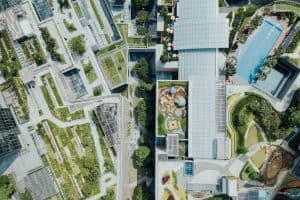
[24, 167, 59, 200]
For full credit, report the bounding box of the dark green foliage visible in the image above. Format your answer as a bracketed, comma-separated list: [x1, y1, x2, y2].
[286, 27, 300, 53]
[40, 27, 63, 62]
[136, 10, 149, 25]
[133, 185, 150, 200]
[58, 0, 70, 10]
[20, 190, 33, 200]
[0, 175, 16, 200]
[286, 12, 297, 26]
[93, 86, 102, 96]
[68, 35, 86, 55]
[100, 186, 115, 200]
[137, 25, 148, 35]
[160, 6, 168, 18]
[33, 52, 44, 66]
[134, 99, 147, 126]
[160, 53, 168, 63]
[132, 58, 151, 83]
[133, 0, 149, 9]
[135, 146, 150, 167]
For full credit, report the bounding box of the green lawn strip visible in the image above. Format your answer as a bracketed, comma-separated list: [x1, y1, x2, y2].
[158, 81, 188, 88]
[92, 113, 116, 174]
[11, 78, 29, 120]
[240, 162, 263, 181]
[73, 2, 83, 18]
[0, 30, 21, 79]
[102, 56, 122, 86]
[100, 185, 115, 200]
[47, 75, 63, 106]
[40, 80, 84, 121]
[83, 62, 97, 83]
[158, 112, 167, 136]
[89, 0, 104, 29]
[113, 51, 127, 81]
[275, 2, 300, 15]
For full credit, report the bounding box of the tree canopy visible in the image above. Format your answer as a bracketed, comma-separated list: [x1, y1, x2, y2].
[133, 0, 150, 9]
[134, 99, 147, 127]
[0, 175, 16, 200]
[68, 35, 86, 55]
[135, 146, 150, 167]
[132, 58, 151, 83]
[133, 185, 150, 200]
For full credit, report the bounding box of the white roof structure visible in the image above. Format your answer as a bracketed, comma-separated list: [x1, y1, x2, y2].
[166, 134, 179, 157]
[222, 177, 238, 198]
[174, 0, 229, 159]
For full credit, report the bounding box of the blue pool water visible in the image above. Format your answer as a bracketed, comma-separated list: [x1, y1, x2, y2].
[236, 18, 283, 83]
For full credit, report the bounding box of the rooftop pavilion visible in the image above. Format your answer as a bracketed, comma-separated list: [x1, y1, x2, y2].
[174, 0, 229, 159]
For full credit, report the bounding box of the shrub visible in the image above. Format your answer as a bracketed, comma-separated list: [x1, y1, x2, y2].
[68, 35, 86, 55]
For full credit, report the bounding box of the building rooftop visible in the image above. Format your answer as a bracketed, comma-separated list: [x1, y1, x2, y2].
[174, 0, 228, 159]
[32, 0, 53, 22]
[166, 134, 179, 157]
[174, 0, 228, 50]
[24, 167, 59, 200]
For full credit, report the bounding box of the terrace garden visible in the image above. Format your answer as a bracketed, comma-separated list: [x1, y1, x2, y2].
[97, 48, 127, 88]
[229, 89, 300, 155]
[157, 81, 188, 137]
[82, 61, 97, 83]
[68, 35, 86, 55]
[0, 30, 21, 79]
[41, 74, 85, 121]
[20, 37, 46, 66]
[38, 121, 100, 198]
[0, 78, 29, 122]
[40, 27, 64, 62]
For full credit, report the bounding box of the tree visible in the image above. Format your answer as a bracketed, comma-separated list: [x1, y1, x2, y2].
[133, 0, 149, 9]
[0, 175, 15, 199]
[133, 185, 150, 200]
[134, 100, 147, 126]
[132, 59, 151, 83]
[135, 146, 150, 167]
[136, 10, 149, 25]
[288, 110, 300, 127]
[224, 56, 237, 76]
[33, 52, 44, 66]
[68, 35, 86, 55]
[160, 6, 168, 19]
[160, 53, 168, 63]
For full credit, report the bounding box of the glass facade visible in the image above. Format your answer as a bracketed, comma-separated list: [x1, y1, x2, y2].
[32, 0, 53, 22]
[0, 108, 21, 159]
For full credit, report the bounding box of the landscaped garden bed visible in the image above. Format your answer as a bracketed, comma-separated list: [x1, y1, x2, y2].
[241, 161, 263, 181]
[157, 81, 188, 138]
[82, 61, 97, 83]
[38, 121, 100, 198]
[97, 48, 127, 88]
[0, 30, 21, 79]
[41, 74, 85, 121]
[20, 37, 46, 66]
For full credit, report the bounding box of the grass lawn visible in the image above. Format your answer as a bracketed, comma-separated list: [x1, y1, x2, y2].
[101, 56, 122, 86]
[240, 162, 263, 181]
[245, 123, 264, 148]
[276, 2, 300, 15]
[46, 75, 63, 106]
[73, 2, 83, 18]
[83, 62, 97, 83]
[251, 147, 266, 169]
[113, 51, 127, 81]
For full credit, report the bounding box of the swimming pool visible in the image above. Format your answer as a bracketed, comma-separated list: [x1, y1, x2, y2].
[236, 18, 283, 83]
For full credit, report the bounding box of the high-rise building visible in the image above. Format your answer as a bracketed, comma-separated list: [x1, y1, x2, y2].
[0, 108, 22, 159]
